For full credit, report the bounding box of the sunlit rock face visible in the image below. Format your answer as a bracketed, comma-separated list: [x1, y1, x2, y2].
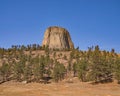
[42, 26, 74, 50]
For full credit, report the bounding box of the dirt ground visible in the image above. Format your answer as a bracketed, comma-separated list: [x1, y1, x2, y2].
[0, 79, 120, 96]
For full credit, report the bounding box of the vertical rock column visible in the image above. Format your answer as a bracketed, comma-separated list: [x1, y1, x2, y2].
[42, 26, 74, 49]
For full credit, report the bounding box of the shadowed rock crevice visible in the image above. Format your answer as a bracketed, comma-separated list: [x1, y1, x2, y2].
[42, 26, 74, 50]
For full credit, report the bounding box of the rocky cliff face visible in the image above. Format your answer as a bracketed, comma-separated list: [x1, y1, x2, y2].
[42, 26, 74, 49]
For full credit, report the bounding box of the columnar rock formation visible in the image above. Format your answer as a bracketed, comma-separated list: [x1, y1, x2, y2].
[42, 26, 74, 49]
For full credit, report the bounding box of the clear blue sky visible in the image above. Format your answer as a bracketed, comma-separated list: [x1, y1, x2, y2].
[0, 0, 120, 52]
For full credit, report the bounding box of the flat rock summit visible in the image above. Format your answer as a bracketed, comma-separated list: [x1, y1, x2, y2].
[42, 26, 74, 49]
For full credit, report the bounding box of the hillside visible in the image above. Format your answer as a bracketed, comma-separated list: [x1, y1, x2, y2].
[0, 45, 120, 84]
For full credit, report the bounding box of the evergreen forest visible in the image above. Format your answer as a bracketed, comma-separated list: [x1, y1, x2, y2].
[0, 44, 120, 84]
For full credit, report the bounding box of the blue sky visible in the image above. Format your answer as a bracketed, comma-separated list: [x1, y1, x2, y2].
[0, 0, 120, 52]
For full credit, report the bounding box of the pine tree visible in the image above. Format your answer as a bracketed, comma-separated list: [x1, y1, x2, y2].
[0, 63, 10, 82]
[77, 59, 88, 82]
[73, 62, 78, 77]
[13, 60, 25, 81]
[115, 57, 120, 84]
[23, 57, 33, 83]
[53, 61, 66, 82]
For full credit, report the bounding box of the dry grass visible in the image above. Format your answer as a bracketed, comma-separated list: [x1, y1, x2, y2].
[0, 79, 120, 96]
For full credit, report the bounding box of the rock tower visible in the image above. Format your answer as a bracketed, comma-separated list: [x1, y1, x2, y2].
[42, 26, 74, 49]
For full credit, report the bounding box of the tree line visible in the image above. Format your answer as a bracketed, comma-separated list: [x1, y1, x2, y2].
[0, 44, 120, 84]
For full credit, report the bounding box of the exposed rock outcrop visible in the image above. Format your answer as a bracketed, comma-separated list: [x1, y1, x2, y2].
[42, 26, 74, 49]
